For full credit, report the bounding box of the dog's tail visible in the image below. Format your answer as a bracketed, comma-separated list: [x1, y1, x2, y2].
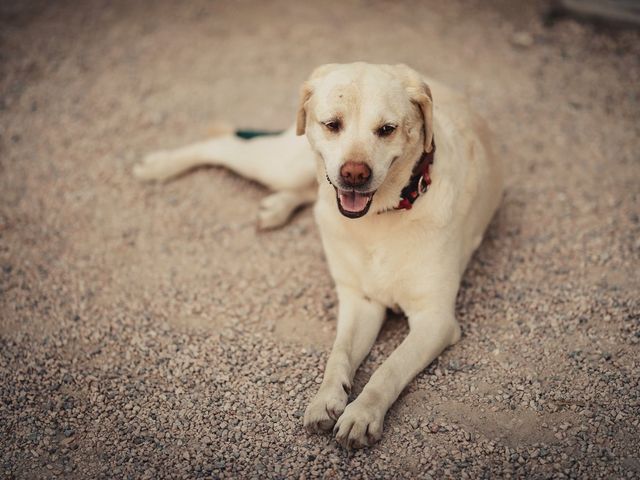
[205, 121, 235, 138]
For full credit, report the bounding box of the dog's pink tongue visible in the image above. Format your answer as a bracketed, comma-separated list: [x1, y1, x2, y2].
[338, 190, 370, 212]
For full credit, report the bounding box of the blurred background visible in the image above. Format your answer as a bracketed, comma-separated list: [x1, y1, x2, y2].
[1, 0, 639, 478]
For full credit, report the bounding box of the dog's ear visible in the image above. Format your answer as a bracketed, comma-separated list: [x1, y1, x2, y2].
[410, 83, 434, 154]
[395, 64, 434, 154]
[296, 82, 313, 136]
[296, 64, 340, 136]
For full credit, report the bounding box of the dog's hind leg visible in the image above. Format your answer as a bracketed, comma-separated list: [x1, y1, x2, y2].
[258, 187, 317, 230]
[134, 126, 316, 192]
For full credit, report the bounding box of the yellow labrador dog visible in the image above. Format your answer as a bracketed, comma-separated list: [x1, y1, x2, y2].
[135, 63, 503, 448]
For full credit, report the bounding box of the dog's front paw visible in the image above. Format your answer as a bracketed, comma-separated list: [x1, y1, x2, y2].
[133, 151, 174, 182]
[333, 398, 384, 449]
[303, 385, 349, 433]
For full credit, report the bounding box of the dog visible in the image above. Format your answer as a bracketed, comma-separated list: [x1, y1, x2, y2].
[134, 62, 503, 448]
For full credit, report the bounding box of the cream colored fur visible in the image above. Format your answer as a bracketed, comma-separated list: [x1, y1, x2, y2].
[134, 63, 503, 449]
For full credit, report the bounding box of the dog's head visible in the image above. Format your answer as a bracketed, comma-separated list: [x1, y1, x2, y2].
[296, 63, 434, 218]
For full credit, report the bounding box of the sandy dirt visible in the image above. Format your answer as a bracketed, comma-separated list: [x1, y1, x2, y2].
[1, 0, 639, 478]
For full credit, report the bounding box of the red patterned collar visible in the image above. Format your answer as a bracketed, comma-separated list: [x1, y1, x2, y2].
[393, 140, 435, 211]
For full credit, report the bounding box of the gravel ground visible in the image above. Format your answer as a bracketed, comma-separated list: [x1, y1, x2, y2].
[1, 0, 639, 478]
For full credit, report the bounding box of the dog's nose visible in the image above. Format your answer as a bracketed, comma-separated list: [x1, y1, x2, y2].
[340, 162, 371, 187]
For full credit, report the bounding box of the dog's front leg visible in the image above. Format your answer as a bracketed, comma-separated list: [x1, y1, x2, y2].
[303, 286, 386, 433]
[333, 308, 461, 448]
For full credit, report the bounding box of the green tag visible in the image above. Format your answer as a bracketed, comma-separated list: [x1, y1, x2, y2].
[234, 129, 284, 140]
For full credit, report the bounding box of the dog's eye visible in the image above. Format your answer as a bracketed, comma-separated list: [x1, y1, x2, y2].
[323, 120, 342, 133]
[377, 124, 397, 137]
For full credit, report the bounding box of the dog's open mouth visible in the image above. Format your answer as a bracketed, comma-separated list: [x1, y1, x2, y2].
[335, 188, 375, 218]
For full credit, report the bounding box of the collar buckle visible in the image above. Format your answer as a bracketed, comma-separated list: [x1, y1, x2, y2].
[417, 175, 429, 195]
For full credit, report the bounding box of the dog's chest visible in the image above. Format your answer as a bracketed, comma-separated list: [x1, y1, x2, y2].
[320, 217, 421, 308]
[358, 247, 403, 305]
